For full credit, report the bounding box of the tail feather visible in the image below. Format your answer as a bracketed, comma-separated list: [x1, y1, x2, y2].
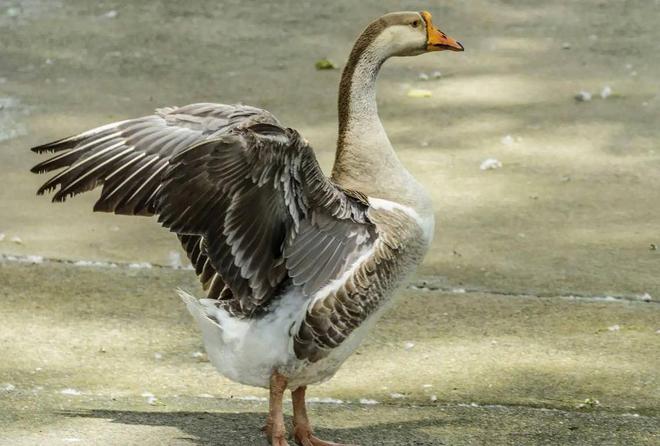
[177, 288, 198, 306]
[177, 288, 222, 330]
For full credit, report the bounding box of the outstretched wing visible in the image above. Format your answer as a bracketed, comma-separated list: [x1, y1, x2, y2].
[32, 105, 375, 314]
[31, 103, 279, 215]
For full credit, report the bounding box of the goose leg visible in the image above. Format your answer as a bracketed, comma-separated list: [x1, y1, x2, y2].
[266, 371, 289, 446]
[292, 386, 357, 446]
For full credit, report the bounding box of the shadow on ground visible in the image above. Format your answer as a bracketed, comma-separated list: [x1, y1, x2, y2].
[63, 409, 443, 445]
[60, 404, 659, 446]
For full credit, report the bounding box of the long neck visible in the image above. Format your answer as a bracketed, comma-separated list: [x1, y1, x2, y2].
[335, 46, 386, 160]
[331, 28, 429, 211]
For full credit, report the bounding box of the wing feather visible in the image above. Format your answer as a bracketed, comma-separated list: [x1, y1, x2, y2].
[32, 103, 374, 314]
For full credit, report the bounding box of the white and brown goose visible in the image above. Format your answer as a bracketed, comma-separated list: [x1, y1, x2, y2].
[31, 11, 463, 446]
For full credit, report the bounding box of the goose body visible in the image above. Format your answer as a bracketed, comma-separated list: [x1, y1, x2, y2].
[183, 195, 433, 390]
[31, 11, 462, 445]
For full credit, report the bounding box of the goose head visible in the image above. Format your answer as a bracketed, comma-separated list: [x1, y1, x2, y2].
[334, 10, 465, 187]
[369, 11, 464, 58]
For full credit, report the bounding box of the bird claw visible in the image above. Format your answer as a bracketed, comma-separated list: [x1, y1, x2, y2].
[264, 417, 289, 445]
[294, 426, 356, 446]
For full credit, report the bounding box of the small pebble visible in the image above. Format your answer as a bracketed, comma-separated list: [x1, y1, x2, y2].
[575, 91, 592, 102]
[0, 233, 5, 242]
[192, 351, 207, 361]
[60, 388, 82, 396]
[359, 398, 379, 405]
[403, 341, 415, 351]
[562, 42, 571, 50]
[2, 383, 16, 391]
[638, 293, 652, 302]
[431, 71, 443, 79]
[10, 236, 23, 244]
[418, 72, 429, 81]
[501, 135, 514, 146]
[154, 352, 163, 360]
[608, 324, 620, 332]
[576, 398, 600, 409]
[104, 10, 118, 19]
[168, 251, 183, 269]
[600, 86, 612, 99]
[480, 158, 502, 171]
[430, 394, 438, 402]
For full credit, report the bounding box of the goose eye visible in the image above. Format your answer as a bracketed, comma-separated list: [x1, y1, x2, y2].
[411, 20, 419, 28]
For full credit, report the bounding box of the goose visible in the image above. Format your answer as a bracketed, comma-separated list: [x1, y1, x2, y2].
[30, 11, 463, 446]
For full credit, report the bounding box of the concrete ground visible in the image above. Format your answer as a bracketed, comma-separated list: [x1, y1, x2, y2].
[1, 262, 658, 445]
[0, 0, 658, 445]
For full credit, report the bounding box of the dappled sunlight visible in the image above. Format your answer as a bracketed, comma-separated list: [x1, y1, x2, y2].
[419, 74, 550, 107]
[1, 3, 659, 443]
[486, 36, 556, 53]
[330, 341, 656, 410]
[2, 0, 657, 300]
[3, 263, 656, 413]
[460, 0, 573, 27]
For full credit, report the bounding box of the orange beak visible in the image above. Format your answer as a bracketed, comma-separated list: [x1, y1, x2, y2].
[421, 11, 464, 52]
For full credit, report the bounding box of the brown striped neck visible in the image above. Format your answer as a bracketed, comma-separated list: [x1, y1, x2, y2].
[335, 19, 387, 151]
[331, 17, 427, 210]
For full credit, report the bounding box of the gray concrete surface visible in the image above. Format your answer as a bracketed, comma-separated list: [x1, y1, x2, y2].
[0, 0, 659, 445]
[0, 262, 658, 445]
[0, 0, 658, 298]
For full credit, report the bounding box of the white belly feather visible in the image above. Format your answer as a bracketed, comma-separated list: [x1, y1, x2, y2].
[180, 288, 306, 388]
[181, 286, 379, 388]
